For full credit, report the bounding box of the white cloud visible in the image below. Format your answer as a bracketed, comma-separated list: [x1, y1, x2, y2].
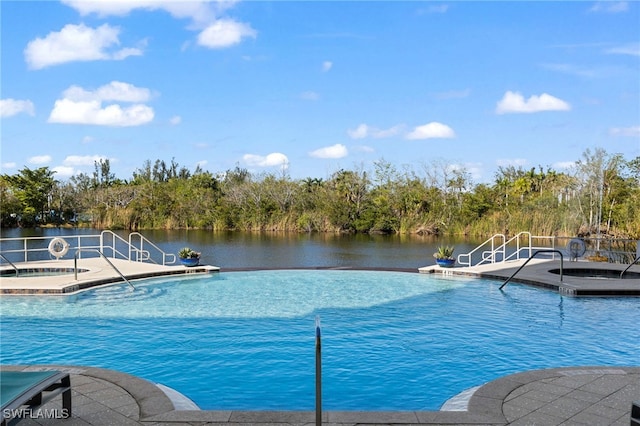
[243, 152, 289, 169]
[52, 166, 76, 178]
[322, 61, 333, 72]
[348, 124, 369, 139]
[62, 1, 253, 50]
[373, 125, 404, 138]
[48, 81, 155, 127]
[496, 91, 571, 114]
[406, 122, 455, 140]
[464, 162, 484, 182]
[609, 126, 640, 137]
[28, 155, 52, 165]
[540, 63, 597, 79]
[197, 19, 256, 49]
[24, 23, 142, 70]
[553, 161, 577, 170]
[1, 162, 17, 170]
[61, 0, 219, 27]
[63, 81, 151, 103]
[496, 158, 528, 167]
[0, 99, 35, 117]
[347, 123, 404, 139]
[170, 115, 182, 125]
[63, 155, 108, 166]
[605, 43, 640, 56]
[49, 100, 154, 127]
[309, 144, 348, 159]
[300, 91, 320, 101]
[588, 1, 628, 13]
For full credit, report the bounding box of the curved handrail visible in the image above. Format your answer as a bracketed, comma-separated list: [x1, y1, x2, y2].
[0, 254, 20, 277]
[620, 255, 640, 279]
[500, 250, 564, 290]
[74, 248, 135, 290]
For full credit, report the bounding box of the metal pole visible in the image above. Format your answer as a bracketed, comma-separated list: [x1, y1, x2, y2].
[315, 316, 322, 426]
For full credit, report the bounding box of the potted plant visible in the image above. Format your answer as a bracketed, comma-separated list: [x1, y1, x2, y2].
[434, 245, 455, 268]
[178, 247, 201, 267]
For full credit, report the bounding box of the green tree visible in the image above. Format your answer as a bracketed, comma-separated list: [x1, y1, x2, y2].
[1, 167, 56, 225]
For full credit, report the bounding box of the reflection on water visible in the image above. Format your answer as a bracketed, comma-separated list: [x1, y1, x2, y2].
[0, 228, 482, 269]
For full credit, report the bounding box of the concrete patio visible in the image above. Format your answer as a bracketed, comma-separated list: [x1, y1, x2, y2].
[1, 364, 638, 425]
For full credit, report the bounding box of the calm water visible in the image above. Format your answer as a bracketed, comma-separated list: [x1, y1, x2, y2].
[0, 228, 481, 269]
[1, 270, 639, 411]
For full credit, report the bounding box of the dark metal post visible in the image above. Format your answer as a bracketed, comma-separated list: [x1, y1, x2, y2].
[315, 316, 322, 426]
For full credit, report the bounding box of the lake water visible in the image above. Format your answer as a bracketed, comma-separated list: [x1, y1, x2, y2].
[0, 228, 481, 269]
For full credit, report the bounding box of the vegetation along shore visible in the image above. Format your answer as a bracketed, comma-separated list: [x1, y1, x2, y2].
[2, 148, 638, 239]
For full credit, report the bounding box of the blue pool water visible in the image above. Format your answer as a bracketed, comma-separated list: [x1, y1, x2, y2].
[1, 270, 638, 410]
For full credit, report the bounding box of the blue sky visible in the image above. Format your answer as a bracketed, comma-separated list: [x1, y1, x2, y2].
[1, 1, 639, 184]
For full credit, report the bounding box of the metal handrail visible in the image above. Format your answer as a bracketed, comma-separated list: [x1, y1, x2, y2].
[0, 254, 20, 277]
[99, 230, 136, 260]
[458, 234, 505, 267]
[74, 248, 135, 290]
[620, 255, 640, 279]
[128, 232, 176, 265]
[500, 250, 564, 290]
[0, 231, 176, 266]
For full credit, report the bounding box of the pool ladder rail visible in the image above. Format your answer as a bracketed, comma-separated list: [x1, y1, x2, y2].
[499, 250, 564, 290]
[0, 253, 20, 277]
[620, 255, 640, 279]
[74, 248, 135, 290]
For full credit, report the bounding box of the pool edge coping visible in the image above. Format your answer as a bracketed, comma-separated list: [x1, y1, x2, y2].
[3, 364, 638, 425]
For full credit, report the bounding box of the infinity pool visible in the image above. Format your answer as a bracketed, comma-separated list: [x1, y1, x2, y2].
[0, 270, 638, 410]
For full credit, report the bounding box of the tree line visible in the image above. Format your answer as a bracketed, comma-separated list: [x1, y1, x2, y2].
[1, 149, 639, 239]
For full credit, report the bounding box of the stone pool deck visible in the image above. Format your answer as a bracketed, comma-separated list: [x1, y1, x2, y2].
[419, 258, 640, 296]
[1, 364, 638, 425]
[0, 259, 219, 295]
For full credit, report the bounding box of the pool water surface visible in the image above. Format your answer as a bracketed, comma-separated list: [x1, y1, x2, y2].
[0, 270, 638, 410]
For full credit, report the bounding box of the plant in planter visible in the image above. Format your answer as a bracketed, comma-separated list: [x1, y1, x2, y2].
[433, 245, 455, 268]
[178, 247, 201, 266]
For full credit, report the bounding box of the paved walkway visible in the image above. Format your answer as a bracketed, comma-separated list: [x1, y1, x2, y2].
[2, 365, 638, 425]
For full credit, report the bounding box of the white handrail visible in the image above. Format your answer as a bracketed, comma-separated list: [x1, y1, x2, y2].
[128, 232, 176, 265]
[457, 234, 505, 267]
[0, 232, 175, 266]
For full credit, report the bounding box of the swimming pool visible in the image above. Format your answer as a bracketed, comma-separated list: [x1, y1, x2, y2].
[0, 270, 638, 411]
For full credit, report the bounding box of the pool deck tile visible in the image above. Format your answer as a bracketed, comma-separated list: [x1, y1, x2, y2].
[2, 365, 638, 425]
[0, 258, 219, 295]
[419, 258, 640, 296]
